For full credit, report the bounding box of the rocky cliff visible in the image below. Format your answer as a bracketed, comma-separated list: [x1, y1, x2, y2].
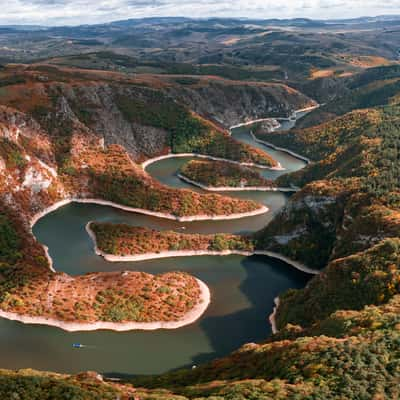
[0, 65, 313, 162]
[166, 78, 315, 127]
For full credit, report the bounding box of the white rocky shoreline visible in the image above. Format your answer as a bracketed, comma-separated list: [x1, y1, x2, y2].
[141, 152, 284, 171]
[177, 173, 298, 193]
[0, 278, 210, 332]
[86, 222, 320, 275]
[30, 197, 269, 227]
[5, 106, 319, 334]
[268, 297, 280, 334]
[249, 131, 311, 164]
[228, 104, 319, 131]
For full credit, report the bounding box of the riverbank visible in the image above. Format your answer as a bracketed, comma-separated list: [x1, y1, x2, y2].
[295, 105, 320, 114]
[177, 173, 298, 193]
[249, 131, 311, 164]
[0, 278, 210, 332]
[86, 225, 320, 275]
[229, 118, 281, 131]
[228, 104, 320, 131]
[228, 104, 318, 164]
[268, 297, 280, 334]
[141, 153, 284, 171]
[30, 198, 269, 228]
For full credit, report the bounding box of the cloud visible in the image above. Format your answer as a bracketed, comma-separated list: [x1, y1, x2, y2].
[1, 0, 400, 25]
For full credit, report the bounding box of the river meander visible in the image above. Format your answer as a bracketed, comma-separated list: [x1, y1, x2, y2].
[0, 116, 311, 376]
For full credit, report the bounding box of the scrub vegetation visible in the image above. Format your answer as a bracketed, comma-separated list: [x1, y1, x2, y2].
[180, 159, 274, 188]
[1, 16, 400, 397]
[91, 222, 254, 256]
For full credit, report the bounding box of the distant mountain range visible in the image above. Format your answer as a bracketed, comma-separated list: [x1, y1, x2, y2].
[1, 15, 400, 31]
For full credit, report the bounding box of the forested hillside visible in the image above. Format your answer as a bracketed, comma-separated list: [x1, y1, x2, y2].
[297, 64, 400, 128]
[0, 66, 275, 329]
[253, 104, 400, 336]
[0, 22, 400, 396]
[2, 78, 397, 400]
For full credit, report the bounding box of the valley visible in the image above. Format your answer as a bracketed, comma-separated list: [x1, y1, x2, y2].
[0, 64, 316, 376]
[0, 15, 399, 400]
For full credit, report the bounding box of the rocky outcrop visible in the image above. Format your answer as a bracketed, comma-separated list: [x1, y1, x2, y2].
[166, 80, 315, 127]
[64, 84, 169, 161]
[256, 182, 347, 270]
[55, 80, 314, 160]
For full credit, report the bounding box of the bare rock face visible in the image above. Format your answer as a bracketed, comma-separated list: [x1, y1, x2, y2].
[61, 84, 169, 161]
[1, 78, 313, 167]
[257, 185, 345, 270]
[22, 165, 52, 193]
[167, 81, 314, 127]
[76, 371, 104, 383]
[8, 79, 313, 163]
[0, 107, 42, 143]
[259, 119, 281, 132]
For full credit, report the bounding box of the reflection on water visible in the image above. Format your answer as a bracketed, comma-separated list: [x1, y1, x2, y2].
[0, 117, 310, 376]
[147, 123, 306, 187]
[10, 204, 309, 376]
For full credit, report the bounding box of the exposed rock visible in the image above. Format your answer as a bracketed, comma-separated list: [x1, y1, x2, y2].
[257, 184, 345, 270]
[22, 166, 52, 193]
[166, 80, 315, 127]
[62, 84, 169, 161]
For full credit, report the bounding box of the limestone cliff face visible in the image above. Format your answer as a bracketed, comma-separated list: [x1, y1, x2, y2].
[166, 80, 315, 127]
[61, 84, 169, 161]
[256, 182, 346, 270]
[21, 80, 312, 162]
[0, 64, 314, 162]
[31, 83, 169, 162]
[0, 106, 66, 221]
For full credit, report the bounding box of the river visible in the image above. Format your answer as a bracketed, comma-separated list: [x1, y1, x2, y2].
[0, 114, 311, 376]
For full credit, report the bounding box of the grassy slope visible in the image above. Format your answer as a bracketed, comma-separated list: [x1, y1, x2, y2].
[76, 143, 263, 217]
[114, 91, 277, 166]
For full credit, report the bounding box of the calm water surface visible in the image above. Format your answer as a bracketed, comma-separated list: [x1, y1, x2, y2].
[0, 119, 310, 376]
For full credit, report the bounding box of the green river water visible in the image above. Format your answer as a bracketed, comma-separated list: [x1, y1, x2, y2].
[0, 117, 311, 376]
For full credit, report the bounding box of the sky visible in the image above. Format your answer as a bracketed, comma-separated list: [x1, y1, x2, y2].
[1, 0, 400, 26]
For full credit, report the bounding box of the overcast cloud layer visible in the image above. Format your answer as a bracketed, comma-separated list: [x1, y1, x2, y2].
[1, 0, 400, 26]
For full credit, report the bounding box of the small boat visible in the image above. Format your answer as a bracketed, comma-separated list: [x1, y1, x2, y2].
[72, 343, 84, 349]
